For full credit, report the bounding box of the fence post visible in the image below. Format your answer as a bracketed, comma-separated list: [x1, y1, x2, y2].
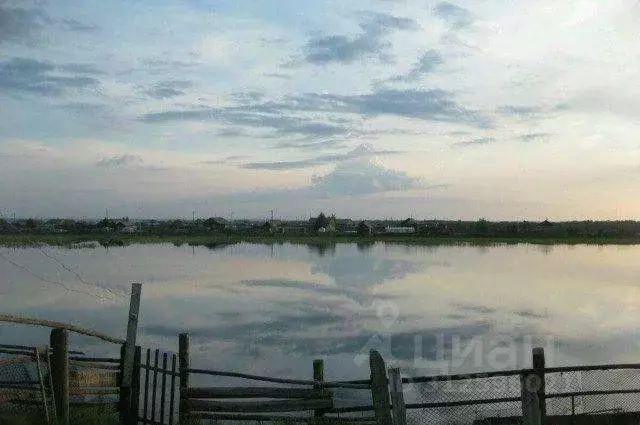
[533, 347, 546, 424]
[388, 368, 406, 425]
[369, 350, 393, 425]
[121, 282, 142, 425]
[520, 373, 541, 425]
[50, 328, 69, 425]
[129, 346, 142, 425]
[521, 347, 545, 425]
[313, 359, 325, 418]
[179, 333, 190, 424]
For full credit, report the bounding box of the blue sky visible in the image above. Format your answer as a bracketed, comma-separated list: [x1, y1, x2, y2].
[1, 0, 639, 219]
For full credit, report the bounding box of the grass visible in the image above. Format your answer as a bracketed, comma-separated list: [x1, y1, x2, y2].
[1, 233, 640, 248]
[0, 406, 118, 425]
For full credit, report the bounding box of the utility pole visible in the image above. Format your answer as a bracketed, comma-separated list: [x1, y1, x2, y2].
[270, 209, 274, 221]
[192, 210, 195, 222]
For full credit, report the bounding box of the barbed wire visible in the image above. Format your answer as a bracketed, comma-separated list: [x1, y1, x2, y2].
[0, 211, 129, 300]
[0, 250, 118, 301]
[35, 247, 127, 298]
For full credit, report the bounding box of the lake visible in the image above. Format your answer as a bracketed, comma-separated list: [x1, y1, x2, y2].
[1, 242, 640, 383]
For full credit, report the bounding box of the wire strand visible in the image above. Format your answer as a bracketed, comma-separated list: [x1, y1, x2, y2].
[0, 250, 116, 301]
[35, 247, 127, 298]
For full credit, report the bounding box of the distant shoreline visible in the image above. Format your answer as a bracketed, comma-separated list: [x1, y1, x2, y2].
[2, 233, 640, 248]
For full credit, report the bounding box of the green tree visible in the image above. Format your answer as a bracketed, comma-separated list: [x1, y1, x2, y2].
[313, 213, 328, 230]
[474, 218, 489, 237]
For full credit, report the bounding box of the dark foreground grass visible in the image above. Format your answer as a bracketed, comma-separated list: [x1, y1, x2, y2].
[1, 412, 366, 425]
[1, 233, 640, 248]
[0, 407, 118, 425]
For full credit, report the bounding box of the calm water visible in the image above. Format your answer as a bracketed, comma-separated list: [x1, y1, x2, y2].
[1, 242, 640, 382]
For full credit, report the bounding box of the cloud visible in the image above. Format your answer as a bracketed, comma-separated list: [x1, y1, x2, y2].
[513, 309, 547, 319]
[387, 50, 443, 83]
[433, 2, 474, 29]
[197, 145, 445, 206]
[274, 139, 348, 151]
[58, 63, 104, 75]
[200, 154, 250, 165]
[454, 137, 495, 147]
[230, 90, 264, 102]
[302, 89, 488, 125]
[140, 106, 356, 140]
[141, 58, 200, 69]
[303, 12, 417, 64]
[519, 133, 552, 142]
[95, 154, 143, 168]
[0, 57, 100, 96]
[497, 105, 544, 117]
[240, 279, 381, 301]
[263, 73, 292, 80]
[58, 102, 107, 114]
[243, 143, 402, 170]
[307, 153, 433, 197]
[60, 18, 98, 32]
[215, 128, 247, 138]
[139, 87, 489, 146]
[143, 80, 192, 99]
[454, 303, 497, 315]
[0, 2, 48, 44]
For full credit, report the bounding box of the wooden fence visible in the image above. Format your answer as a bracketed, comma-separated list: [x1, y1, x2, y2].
[0, 338, 123, 425]
[5, 330, 640, 425]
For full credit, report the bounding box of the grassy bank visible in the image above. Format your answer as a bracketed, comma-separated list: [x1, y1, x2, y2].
[1, 233, 640, 248]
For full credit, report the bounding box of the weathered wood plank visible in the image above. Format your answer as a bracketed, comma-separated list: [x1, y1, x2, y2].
[185, 387, 332, 399]
[194, 412, 377, 423]
[521, 373, 541, 425]
[120, 282, 142, 425]
[69, 356, 120, 363]
[532, 347, 546, 422]
[0, 314, 124, 344]
[169, 354, 177, 425]
[70, 370, 120, 388]
[128, 345, 142, 425]
[369, 350, 392, 425]
[187, 398, 334, 413]
[130, 346, 142, 425]
[160, 353, 168, 425]
[50, 328, 69, 425]
[314, 359, 325, 418]
[143, 348, 151, 422]
[388, 368, 406, 425]
[151, 349, 159, 421]
[121, 282, 142, 388]
[178, 333, 190, 423]
[188, 368, 318, 385]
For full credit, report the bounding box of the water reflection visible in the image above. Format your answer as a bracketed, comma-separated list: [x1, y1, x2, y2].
[1, 243, 640, 379]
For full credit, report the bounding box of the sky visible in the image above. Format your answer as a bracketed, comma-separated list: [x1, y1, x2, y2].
[1, 0, 639, 220]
